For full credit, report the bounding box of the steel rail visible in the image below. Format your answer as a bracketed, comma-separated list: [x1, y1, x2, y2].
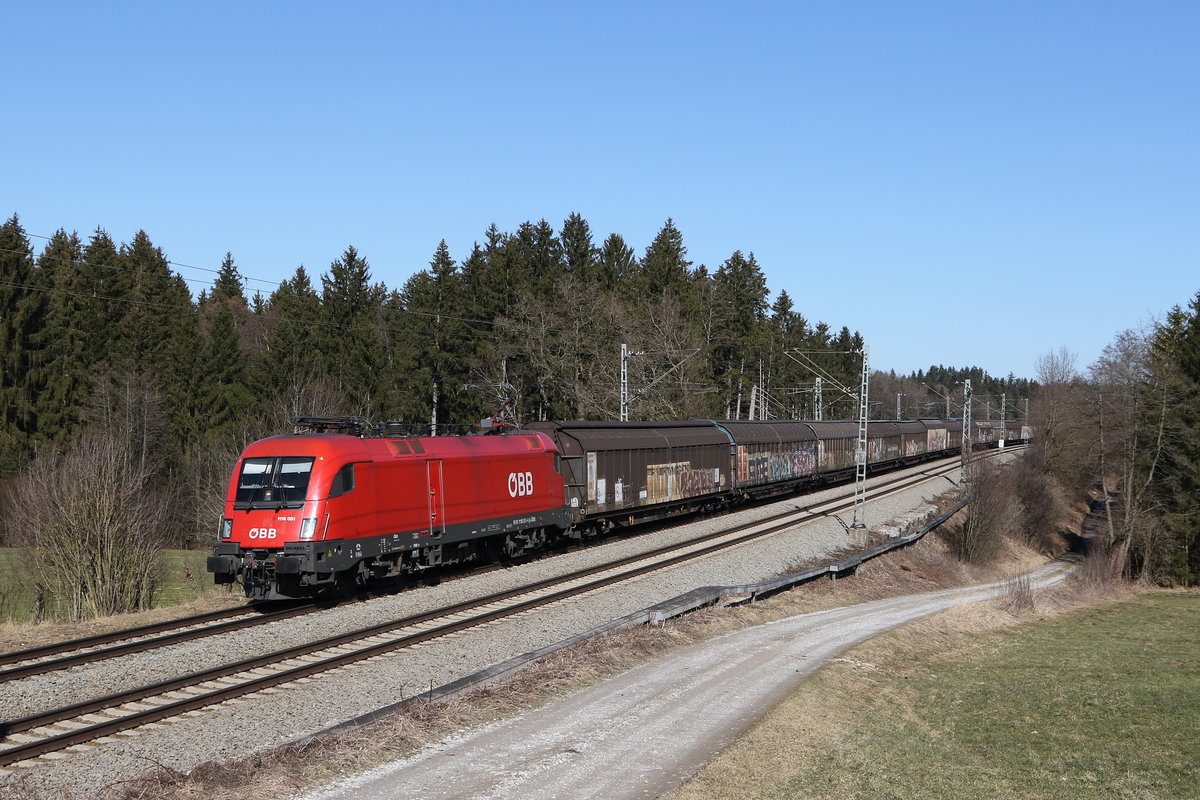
[0, 602, 325, 683]
[0, 605, 257, 666]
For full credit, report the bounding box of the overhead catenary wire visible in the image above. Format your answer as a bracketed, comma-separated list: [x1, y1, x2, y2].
[23, 232, 283, 289]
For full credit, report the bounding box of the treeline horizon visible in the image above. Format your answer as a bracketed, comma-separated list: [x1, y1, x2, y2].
[0, 211, 1032, 469]
[0, 210, 1193, 615]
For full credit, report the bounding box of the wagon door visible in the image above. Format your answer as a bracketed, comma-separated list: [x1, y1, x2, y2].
[426, 460, 446, 538]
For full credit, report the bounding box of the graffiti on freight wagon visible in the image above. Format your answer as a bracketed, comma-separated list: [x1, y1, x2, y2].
[645, 462, 722, 504]
[870, 438, 902, 461]
[736, 445, 817, 484]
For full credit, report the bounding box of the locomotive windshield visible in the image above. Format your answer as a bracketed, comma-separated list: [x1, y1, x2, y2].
[234, 457, 315, 510]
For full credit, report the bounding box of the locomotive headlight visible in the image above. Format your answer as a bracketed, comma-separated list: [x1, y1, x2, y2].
[299, 518, 318, 540]
[218, 518, 233, 540]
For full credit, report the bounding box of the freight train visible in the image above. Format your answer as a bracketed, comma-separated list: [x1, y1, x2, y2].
[207, 416, 1032, 599]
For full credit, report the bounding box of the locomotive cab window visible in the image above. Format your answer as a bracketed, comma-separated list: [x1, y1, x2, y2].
[234, 457, 315, 509]
[329, 463, 356, 498]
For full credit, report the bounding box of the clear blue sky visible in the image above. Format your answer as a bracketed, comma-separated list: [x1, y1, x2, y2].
[4, 1, 1197, 379]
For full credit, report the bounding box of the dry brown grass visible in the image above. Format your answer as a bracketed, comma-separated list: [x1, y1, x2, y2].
[667, 567, 1144, 800]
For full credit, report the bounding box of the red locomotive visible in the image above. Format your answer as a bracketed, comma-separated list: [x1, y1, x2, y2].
[207, 418, 568, 599]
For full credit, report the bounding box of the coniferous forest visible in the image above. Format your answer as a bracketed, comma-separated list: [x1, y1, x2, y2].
[0, 211, 1033, 484]
[3, 210, 1195, 620]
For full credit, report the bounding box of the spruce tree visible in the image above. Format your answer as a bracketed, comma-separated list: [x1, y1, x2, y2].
[108, 230, 200, 453]
[257, 266, 338, 422]
[110, 231, 192, 371]
[511, 219, 564, 295]
[80, 229, 127, 365]
[561, 212, 598, 283]
[319, 246, 387, 415]
[597, 232, 637, 292]
[711, 251, 769, 416]
[635, 219, 692, 299]
[189, 253, 253, 445]
[768, 290, 810, 417]
[201, 302, 253, 443]
[30, 230, 89, 442]
[394, 240, 476, 430]
[0, 214, 37, 470]
[460, 224, 513, 322]
[209, 252, 245, 306]
[1153, 291, 1200, 582]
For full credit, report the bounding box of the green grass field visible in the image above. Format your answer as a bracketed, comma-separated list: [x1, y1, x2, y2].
[0, 547, 218, 622]
[673, 591, 1200, 800]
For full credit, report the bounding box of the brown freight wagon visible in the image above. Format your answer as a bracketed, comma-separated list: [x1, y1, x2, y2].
[526, 420, 732, 529]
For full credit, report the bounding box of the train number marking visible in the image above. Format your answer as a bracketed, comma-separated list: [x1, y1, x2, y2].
[507, 471, 534, 497]
[247, 528, 278, 539]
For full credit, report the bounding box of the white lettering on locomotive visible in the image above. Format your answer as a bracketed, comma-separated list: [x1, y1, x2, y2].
[507, 471, 534, 497]
[247, 528, 278, 539]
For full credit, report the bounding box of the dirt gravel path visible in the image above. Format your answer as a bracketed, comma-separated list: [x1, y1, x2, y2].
[294, 561, 1071, 800]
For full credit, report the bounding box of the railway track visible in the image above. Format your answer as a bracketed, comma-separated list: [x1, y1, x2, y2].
[0, 563, 514, 684]
[0, 602, 326, 683]
[0, 445, 994, 684]
[0, 454, 982, 769]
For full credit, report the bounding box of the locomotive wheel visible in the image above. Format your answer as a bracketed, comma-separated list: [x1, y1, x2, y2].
[483, 535, 507, 564]
[333, 566, 364, 597]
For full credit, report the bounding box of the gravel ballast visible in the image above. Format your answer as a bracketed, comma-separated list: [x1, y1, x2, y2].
[2, 457, 977, 797]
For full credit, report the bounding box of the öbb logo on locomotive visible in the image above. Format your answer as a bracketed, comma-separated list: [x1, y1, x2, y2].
[508, 471, 534, 498]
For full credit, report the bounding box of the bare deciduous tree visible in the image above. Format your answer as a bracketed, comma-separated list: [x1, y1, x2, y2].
[1031, 346, 1091, 487]
[948, 460, 1023, 564]
[1090, 327, 1176, 580]
[1011, 446, 1069, 554]
[495, 280, 713, 422]
[11, 429, 166, 621]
